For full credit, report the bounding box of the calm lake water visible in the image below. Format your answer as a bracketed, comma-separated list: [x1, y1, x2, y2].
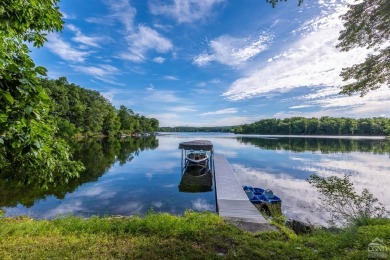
[2, 133, 389, 225]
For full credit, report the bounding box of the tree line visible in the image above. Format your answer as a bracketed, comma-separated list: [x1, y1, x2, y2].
[235, 117, 390, 136]
[158, 126, 234, 133]
[41, 77, 159, 139]
[237, 137, 390, 154]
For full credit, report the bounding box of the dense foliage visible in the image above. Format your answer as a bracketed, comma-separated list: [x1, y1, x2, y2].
[41, 77, 159, 138]
[235, 117, 390, 136]
[337, 0, 390, 96]
[0, 0, 83, 185]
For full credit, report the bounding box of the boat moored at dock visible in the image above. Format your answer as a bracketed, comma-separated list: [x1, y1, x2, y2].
[178, 140, 214, 192]
[243, 185, 282, 216]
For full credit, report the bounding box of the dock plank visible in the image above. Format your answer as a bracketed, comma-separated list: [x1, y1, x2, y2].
[214, 154, 275, 231]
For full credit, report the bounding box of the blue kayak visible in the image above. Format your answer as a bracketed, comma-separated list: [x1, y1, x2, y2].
[243, 185, 282, 205]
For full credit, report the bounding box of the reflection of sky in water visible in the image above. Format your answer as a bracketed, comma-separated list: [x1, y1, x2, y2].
[4, 133, 389, 225]
[225, 147, 390, 226]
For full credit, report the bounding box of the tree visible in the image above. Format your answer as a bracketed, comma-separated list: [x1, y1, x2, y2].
[149, 118, 159, 132]
[337, 0, 390, 96]
[0, 1, 83, 185]
[118, 105, 135, 133]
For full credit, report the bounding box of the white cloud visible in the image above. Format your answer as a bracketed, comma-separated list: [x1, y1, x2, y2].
[193, 33, 272, 66]
[67, 24, 104, 48]
[149, 0, 225, 23]
[153, 23, 173, 32]
[193, 53, 215, 66]
[153, 56, 165, 63]
[274, 92, 390, 118]
[166, 106, 197, 112]
[147, 89, 182, 103]
[103, 0, 136, 32]
[85, 17, 115, 26]
[130, 26, 172, 53]
[222, 0, 390, 115]
[121, 25, 173, 62]
[72, 64, 120, 78]
[147, 84, 155, 91]
[223, 1, 374, 100]
[289, 105, 312, 109]
[210, 78, 221, 84]
[92, 0, 173, 63]
[345, 100, 390, 117]
[61, 11, 76, 20]
[200, 108, 237, 116]
[46, 34, 91, 62]
[163, 75, 179, 80]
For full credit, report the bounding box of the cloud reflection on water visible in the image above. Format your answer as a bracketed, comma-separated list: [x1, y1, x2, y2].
[231, 151, 390, 226]
[3, 134, 389, 223]
[192, 198, 215, 212]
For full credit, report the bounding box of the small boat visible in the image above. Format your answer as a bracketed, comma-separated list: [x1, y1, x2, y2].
[186, 151, 208, 164]
[185, 150, 208, 172]
[179, 140, 214, 175]
[178, 140, 214, 192]
[243, 186, 282, 205]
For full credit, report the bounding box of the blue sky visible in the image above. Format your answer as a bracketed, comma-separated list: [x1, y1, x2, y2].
[31, 0, 390, 126]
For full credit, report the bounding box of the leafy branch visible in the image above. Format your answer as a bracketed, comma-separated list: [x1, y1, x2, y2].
[308, 174, 389, 227]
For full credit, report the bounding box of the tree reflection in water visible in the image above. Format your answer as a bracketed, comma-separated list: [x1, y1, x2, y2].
[0, 136, 159, 209]
[236, 137, 390, 154]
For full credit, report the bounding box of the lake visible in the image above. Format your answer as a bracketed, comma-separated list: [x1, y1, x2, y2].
[1, 133, 389, 225]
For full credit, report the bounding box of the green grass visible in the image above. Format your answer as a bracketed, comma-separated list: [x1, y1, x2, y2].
[0, 212, 389, 259]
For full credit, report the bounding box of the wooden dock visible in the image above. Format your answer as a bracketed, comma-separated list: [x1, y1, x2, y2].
[213, 154, 276, 231]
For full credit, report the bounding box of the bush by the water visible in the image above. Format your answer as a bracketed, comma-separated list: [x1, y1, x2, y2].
[308, 174, 389, 227]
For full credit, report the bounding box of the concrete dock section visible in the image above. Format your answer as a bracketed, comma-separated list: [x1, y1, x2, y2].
[214, 154, 276, 232]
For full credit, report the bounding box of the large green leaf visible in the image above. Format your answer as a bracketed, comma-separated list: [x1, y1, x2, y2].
[1, 91, 14, 104]
[38, 90, 51, 103]
[35, 66, 47, 76]
[24, 106, 33, 114]
[0, 113, 7, 122]
[33, 140, 42, 149]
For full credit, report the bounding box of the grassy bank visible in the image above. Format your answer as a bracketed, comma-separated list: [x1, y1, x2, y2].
[1, 212, 389, 259]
